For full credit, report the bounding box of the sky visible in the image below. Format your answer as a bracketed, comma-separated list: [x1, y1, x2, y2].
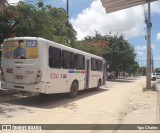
[7, 0, 160, 68]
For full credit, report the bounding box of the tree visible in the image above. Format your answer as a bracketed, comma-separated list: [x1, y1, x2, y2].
[0, 2, 77, 47]
[76, 32, 109, 56]
[104, 35, 137, 77]
[138, 67, 146, 76]
[127, 61, 139, 75]
[77, 33, 139, 77]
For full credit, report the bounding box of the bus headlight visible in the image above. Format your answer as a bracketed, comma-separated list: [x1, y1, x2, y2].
[1, 67, 5, 81]
[35, 68, 42, 84]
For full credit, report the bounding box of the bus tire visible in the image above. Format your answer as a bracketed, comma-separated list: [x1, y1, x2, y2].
[68, 81, 79, 98]
[95, 79, 101, 91]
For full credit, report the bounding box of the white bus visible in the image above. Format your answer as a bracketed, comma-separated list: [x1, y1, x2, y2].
[1, 37, 106, 97]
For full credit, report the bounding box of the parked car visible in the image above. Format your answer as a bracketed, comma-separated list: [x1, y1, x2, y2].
[106, 72, 115, 79]
[151, 73, 156, 81]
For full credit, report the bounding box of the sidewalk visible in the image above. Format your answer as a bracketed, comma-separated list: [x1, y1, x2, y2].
[115, 80, 159, 133]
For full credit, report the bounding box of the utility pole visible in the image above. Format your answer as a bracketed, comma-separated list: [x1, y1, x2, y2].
[151, 50, 154, 73]
[66, 0, 69, 14]
[146, 2, 152, 89]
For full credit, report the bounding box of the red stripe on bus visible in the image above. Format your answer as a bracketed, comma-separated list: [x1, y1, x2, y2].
[80, 71, 86, 74]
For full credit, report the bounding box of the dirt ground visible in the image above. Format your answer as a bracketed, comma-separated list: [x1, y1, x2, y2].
[0, 76, 159, 133]
[115, 77, 159, 133]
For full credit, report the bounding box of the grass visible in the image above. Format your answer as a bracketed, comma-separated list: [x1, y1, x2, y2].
[143, 83, 157, 91]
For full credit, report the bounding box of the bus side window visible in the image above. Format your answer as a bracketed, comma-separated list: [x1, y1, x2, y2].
[91, 58, 102, 71]
[91, 58, 97, 71]
[62, 50, 75, 69]
[76, 54, 85, 70]
[49, 46, 61, 68]
[97, 60, 102, 71]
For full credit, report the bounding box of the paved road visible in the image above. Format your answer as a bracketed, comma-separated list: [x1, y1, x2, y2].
[0, 77, 158, 133]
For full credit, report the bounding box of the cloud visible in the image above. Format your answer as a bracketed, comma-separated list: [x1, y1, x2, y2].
[135, 43, 155, 59]
[62, 0, 66, 3]
[135, 45, 146, 57]
[137, 51, 144, 56]
[135, 45, 146, 51]
[7, 0, 23, 4]
[151, 44, 155, 50]
[156, 33, 160, 41]
[143, 1, 160, 14]
[153, 57, 160, 60]
[70, 0, 160, 40]
[151, 1, 160, 13]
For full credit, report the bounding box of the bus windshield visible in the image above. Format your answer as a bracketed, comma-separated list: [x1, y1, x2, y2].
[2, 40, 38, 59]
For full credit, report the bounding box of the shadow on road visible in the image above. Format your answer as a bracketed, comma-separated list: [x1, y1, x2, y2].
[2, 88, 109, 110]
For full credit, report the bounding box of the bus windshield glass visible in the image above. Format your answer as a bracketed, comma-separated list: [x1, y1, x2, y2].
[2, 40, 38, 59]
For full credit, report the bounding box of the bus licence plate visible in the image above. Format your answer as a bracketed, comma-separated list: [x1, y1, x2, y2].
[15, 75, 23, 80]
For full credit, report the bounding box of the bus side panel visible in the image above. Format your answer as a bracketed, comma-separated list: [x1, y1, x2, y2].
[76, 73, 86, 90]
[66, 55, 86, 91]
[46, 68, 70, 94]
[45, 43, 87, 94]
[46, 65, 86, 94]
[90, 71, 103, 88]
[45, 42, 69, 94]
[66, 72, 86, 91]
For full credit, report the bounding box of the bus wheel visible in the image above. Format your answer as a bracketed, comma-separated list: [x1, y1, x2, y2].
[69, 81, 78, 98]
[95, 79, 101, 91]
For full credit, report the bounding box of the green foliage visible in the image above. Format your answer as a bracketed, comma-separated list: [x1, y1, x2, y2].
[138, 67, 146, 76]
[0, 2, 77, 47]
[127, 61, 139, 74]
[76, 32, 109, 56]
[103, 35, 138, 75]
[0, 1, 139, 74]
[76, 40, 106, 56]
[78, 33, 139, 75]
[36, 2, 44, 8]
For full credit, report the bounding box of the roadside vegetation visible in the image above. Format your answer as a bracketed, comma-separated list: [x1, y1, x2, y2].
[0, 1, 77, 46]
[0, 1, 140, 76]
[143, 83, 157, 91]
